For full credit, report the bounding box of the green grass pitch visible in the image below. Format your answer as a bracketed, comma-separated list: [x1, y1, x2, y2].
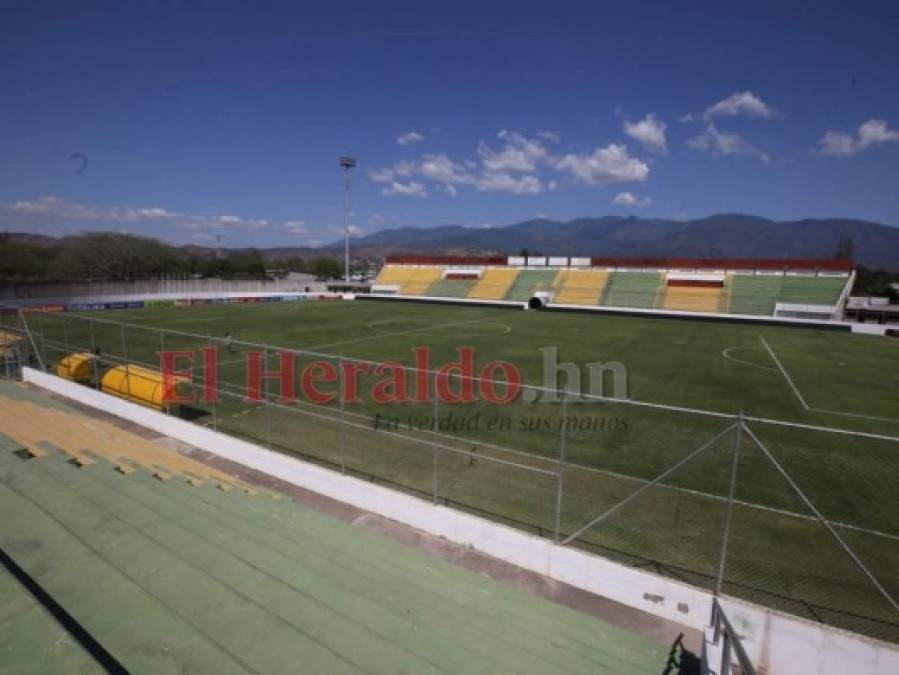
[29, 298, 899, 642]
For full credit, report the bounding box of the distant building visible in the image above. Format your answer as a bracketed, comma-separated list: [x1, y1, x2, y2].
[845, 296, 899, 325]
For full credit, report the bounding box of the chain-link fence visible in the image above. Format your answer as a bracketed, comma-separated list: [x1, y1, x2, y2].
[9, 306, 899, 644]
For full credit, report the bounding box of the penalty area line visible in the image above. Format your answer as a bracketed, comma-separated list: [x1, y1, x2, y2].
[760, 335, 899, 424]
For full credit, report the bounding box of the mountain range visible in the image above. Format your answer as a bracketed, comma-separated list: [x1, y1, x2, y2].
[5, 214, 899, 270]
[325, 214, 899, 269]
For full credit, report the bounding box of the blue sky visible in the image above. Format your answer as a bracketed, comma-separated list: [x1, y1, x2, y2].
[2, 1, 899, 248]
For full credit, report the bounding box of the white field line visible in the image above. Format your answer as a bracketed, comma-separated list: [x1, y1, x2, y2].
[760, 335, 899, 425]
[721, 346, 779, 373]
[759, 335, 810, 410]
[198, 378, 899, 543]
[306, 315, 505, 351]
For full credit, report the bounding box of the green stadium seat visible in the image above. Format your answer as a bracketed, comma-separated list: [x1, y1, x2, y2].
[600, 272, 664, 309]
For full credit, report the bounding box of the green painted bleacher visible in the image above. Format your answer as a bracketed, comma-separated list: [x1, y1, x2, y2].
[0, 439, 669, 673]
[503, 270, 558, 302]
[779, 275, 847, 305]
[727, 275, 783, 315]
[426, 277, 478, 298]
[0, 565, 103, 674]
[600, 272, 663, 309]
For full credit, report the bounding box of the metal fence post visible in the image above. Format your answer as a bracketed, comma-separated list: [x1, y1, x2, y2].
[88, 319, 99, 389]
[264, 345, 273, 448]
[432, 370, 440, 505]
[716, 411, 742, 596]
[36, 311, 48, 371]
[61, 318, 70, 357]
[18, 308, 45, 372]
[121, 324, 131, 401]
[554, 390, 568, 544]
[207, 334, 217, 431]
[338, 354, 346, 474]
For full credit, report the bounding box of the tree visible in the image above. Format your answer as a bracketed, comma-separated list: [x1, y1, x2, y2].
[834, 235, 855, 261]
[309, 256, 343, 280]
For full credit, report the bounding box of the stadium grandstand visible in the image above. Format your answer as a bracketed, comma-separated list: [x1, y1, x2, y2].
[1, 259, 896, 675]
[0, 379, 680, 674]
[372, 255, 854, 322]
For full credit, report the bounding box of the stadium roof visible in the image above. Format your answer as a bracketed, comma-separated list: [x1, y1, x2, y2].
[383, 255, 854, 271]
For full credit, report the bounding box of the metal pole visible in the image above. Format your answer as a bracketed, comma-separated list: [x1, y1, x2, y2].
[121, 324, 131, 401]
[36, 311, 48, 371]
[338, 355, 346, 474]
[432, 370, 440, 504]
[554, 391, 568, 544]
[716, 411, 743, 596]
[742, 424, 899, 614]
[18, 308, 45, 372]
[61, 318, 70, 357]
[344, 168, 351, 283]
[157, 326, 166, 411]
[264, 346, 272, 448]
[561, 423, 737, 546]
[339, 156, 356, 283]
[209, 335, 218, 431]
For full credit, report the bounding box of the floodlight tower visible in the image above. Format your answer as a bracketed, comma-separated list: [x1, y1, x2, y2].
[338, 156, 356, 283]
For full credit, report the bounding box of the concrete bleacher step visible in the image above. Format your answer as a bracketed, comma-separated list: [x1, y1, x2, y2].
[468, 268, 520, 300]
[79, 462, 637, 674]
[1, 450, 371, 674]
[601, 272, 663, 309]
[553, 269, 611, 305]
[426, 277, 477, 298]
[0, 390, 237, 486]
[503, 270, 557, 302]
[0, 408, 96, 468]
[0, 564, 105, 674]
[61, 450, 664, 674]
[143, 473, 661, 672]
[0, 453, 246, 674]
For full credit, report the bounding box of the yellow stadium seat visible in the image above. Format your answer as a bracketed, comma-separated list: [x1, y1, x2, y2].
[663, 285, 723, 313]
[553, 270, 611, 305]
[468, 268, 520, 300]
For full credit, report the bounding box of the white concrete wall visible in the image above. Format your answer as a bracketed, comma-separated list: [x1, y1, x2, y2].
[851, 323, 890, 336]
[21, 367, 899, 675]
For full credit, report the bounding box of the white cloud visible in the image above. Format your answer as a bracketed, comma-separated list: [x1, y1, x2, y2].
[477, 130, 548, 173]
[0, 196, 271, 231]
[612, 191, 651, 207]
[678, 113, 695, 124]
[418, 153, 470, 184]
[369, 130, 653, 197]
[687, 123, 770, 162]
[397, 131, 424, 146]
[818, 119, 899, 157]
[623, 114, 667, 155]
[818, 131, 857, 157]
[553, 144, 650, 185]
[537, 130, 560, 143]
[382, 180, 428, 198]
[474, 172, 542, 195]
[858, 119, 899, 147]
[283, 220, 307, 235]
[704, 91, 774, 120]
